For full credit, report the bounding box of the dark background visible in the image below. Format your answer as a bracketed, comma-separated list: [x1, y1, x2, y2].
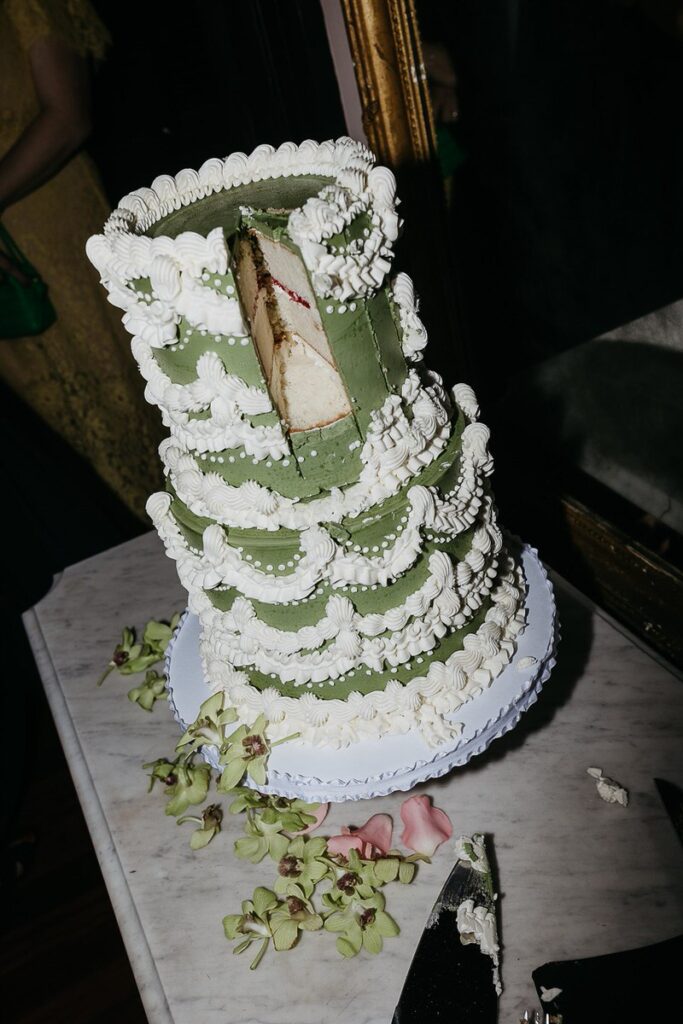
[419, 0, 683, 577]
[419, 0, 683, 393]
[90, 0, 346, 203]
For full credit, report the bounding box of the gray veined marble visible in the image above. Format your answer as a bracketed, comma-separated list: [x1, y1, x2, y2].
[24, 531, 683, 1024]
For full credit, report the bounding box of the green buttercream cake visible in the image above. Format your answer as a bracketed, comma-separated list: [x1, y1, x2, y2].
[87, 138, 526, 750]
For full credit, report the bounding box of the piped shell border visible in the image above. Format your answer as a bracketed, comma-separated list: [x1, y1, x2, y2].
[165, 540, 558, 802]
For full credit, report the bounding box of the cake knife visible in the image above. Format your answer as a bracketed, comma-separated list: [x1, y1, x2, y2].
[391, 833, 500, 1023]
[654, 777, 683, 847]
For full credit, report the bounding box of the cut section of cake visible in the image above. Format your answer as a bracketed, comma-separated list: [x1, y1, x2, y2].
[235, 227, 351, 432]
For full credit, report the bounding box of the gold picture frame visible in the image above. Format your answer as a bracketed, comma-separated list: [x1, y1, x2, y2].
[340, 0, 436, 165]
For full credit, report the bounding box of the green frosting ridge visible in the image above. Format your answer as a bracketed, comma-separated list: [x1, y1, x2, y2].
[235, 595, 493, 700]
[206, 517, 479, 627]
[146, 176, 334, 240]
[167, 410, 467, 574]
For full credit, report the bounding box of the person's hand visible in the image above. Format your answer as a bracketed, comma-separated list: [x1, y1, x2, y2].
[0, 248, 31, 285]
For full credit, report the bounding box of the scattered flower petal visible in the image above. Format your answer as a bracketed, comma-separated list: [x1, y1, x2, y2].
[328, 812, 393, 859]
[348, 813, 394, 857]
[327, 834, 365, 858]
[291, 802, 329, 836]
[400, 795, 452, 857]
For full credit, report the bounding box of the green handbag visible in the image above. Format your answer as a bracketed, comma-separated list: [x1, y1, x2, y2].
[0, 222, 57, 339]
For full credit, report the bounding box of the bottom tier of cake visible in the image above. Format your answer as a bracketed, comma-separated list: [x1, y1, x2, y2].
[166, 542, 557, 801]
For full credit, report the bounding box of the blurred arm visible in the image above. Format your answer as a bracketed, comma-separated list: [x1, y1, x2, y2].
[0, 34, 92, 215]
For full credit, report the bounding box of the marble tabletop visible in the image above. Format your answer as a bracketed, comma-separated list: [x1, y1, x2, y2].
[24, 530, 683, 1024]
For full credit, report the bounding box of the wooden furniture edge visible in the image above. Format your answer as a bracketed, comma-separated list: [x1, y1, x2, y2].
[22, 604, 175, 1024]
[558, 495, 683, 668]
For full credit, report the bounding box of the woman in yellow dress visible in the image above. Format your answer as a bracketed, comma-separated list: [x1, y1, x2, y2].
[0, 0, 163, 520]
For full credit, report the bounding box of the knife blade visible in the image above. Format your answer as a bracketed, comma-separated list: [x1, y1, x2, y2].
[654, 777, 683, 846]
[391, 833, 500, 1023]
[533, 933, 683, 1022]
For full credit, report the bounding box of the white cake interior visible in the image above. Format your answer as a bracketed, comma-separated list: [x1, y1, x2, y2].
[235, 229, 351, 432]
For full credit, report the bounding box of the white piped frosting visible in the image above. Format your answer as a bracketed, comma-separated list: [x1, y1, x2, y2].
[200, 561, 525, 748]
[93, 138, 400, 304]
[156, 370, 469, 531]
[391, 272, 428, 360]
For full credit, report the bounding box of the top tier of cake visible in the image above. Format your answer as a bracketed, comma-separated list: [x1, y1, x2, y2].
[86, 138, 444, 516]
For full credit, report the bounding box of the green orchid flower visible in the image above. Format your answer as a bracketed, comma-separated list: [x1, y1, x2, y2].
[177, 803, 223, 850]
[233, 807, 290, 864]
[218, 715, 300, 791]
[98, 614, 180, 687]
[269, 797, 320, 834]
[324, 889, 399, 957]
[141, 613, 180, 661]
[176, 692, 238, 755]
[274, 836, 328, 899]
[98, 626, 158, 686]
[127, 669, 167, 711]
[143, 755, 211, 817]
[218, 715, 270, 789]
[323, 848, 381, 905]
[163, 763, 212, 817]
[269, 885, 323, 950]
[144, 758, 177, 791]
[223, 885, 322, 969]
[227, 790, 319, 833]
[223, 886, 279, 969]
[227, 787, 273, 815]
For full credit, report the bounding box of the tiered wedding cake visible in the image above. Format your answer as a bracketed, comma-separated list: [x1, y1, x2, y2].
[87, 138, 526, 753]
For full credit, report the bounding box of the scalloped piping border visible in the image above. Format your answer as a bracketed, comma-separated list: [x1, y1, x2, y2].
[165, 541, 558, 801]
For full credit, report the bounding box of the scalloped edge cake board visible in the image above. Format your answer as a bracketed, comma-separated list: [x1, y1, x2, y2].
[166, 543, 558, 802]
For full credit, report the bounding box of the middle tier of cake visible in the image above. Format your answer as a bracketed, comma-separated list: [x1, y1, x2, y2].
[148, 394, 525, 724]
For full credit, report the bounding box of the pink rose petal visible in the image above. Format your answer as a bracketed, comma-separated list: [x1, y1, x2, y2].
[326, 834, 365, 857]
[349, 812, 393, 856]
[327, 812, 394, 859]
[400, 795, 452, 857]
[291, 802, 329, 836]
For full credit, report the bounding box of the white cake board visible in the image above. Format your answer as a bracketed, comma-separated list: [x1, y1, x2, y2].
[166, 543, 558, 803]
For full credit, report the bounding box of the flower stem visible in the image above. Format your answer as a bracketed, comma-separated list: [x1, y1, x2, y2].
[270, 732, 301, 748]
[250, 936, 270, 970]
[321, 856, 344, 874]
[96, 664, 114, 687]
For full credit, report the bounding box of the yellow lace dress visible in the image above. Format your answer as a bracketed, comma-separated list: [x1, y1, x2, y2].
[0, 0, 163, 520]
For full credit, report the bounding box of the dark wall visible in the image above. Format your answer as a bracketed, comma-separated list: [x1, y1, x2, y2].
[90, 0, 346, 204]
[423, 0, 683, 398]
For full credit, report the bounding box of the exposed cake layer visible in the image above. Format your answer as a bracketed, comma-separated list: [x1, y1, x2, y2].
[235, 229, 352, 432]
[87, 143, 413, 507]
